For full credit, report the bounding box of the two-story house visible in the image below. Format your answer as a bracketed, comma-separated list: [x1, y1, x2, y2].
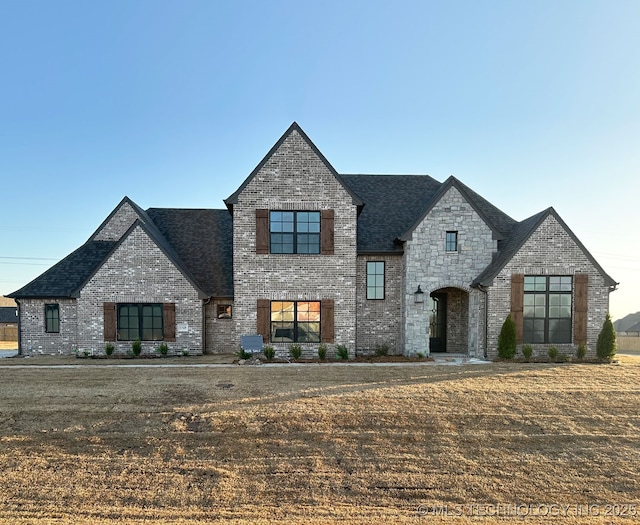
[9, 123, 617, 359]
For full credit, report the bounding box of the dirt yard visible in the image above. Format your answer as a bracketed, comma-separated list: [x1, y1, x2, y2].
[0, 357, 638, 524]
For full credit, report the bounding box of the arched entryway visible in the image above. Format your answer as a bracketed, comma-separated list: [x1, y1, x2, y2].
[429, 287, 469, 354]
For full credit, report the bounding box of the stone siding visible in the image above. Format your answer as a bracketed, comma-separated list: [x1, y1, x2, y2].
[355, 255, 403, 354]
[232, 129, 358, 358]
[93, 201, 140, 241]
[487, 214, 611, 359]
[403, 186, 496, 356]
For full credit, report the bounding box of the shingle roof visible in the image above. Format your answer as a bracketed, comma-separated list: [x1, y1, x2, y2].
[341, 174, 442, 252]
[0, 307, 17, 323]
[625, 322, 640, 333]
[146, 208, 233, 297]
[8, 241, 117, 298]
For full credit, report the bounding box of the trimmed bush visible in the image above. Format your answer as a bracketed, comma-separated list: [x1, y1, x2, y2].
[497, 314, 517, 359]
[375, 343, 390, 357]
[317, 343, 327, 360]
[335, 345, 349, 360]
[105, 343, 115, 357]
[577, 343, 587, 360]
[156, 343, 169, 357]
[289, 344, 302, 360]
[131, 339, 142, 357]
[548, 346, 558, 361]
[237, 347, 251, 360]
[521, 344, 533, 361]
[596, 313, 617, 361]
[263, 345, 275, 361]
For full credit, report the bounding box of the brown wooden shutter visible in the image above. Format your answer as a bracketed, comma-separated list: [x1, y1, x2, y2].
[574, 274, 588, 344]
[256, 209, 269, 254]
[510, 274, 524, 344]
[321, 209, 334, 255]
[163, 303, 176, 342]
[321, 299, 335, 343]
[257, 299, 270, 343]
[103, 302, 116, 341]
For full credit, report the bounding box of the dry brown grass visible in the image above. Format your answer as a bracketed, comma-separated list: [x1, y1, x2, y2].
[0, 357, 638, 524]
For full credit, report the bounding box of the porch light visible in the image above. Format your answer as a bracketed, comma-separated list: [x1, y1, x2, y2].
[414, 285, 425, 303]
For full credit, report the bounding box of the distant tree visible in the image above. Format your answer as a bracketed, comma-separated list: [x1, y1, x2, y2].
[596, 313, 617, 361]
[498, 314, 517, 359]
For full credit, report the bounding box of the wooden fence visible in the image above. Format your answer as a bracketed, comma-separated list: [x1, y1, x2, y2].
[0, 324, 18, 342]
[617, 335, 640, 352]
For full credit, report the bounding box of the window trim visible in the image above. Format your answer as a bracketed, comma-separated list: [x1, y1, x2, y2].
[45, 303, 59, 333]
[269, 210, 321, 254]
[523, 275, 573, 344]
[366, 261, 385, 300]
[445, 231, 458, 252]
[117, 303, 164, 341]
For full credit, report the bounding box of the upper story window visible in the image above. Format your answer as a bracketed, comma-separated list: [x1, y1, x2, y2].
[45, 303, 59, 333]
[446, 231, 458, 252]
[117, 303, 163, 341]
[523, 276, 572, 344]
[270, 211, 320, 254]
[367, 261, 385, 299]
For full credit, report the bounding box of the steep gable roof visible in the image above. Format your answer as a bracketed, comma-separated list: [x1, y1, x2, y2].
[472, 207, 617, 288]
[224, 122, 364, 211]
[398, 176, 517, 243]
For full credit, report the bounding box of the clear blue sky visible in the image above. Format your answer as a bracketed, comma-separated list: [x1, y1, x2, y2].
[1, 0, 638, 321]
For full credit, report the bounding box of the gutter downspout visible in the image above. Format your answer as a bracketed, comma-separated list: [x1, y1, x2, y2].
[202, 297, 212, 355]
[15, 299, 22, 356]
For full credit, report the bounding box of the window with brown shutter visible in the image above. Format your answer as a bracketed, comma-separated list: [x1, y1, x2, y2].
[103, 302, 116, 341]
[256, 209, 269, 254]
[163, 303, 176, 342]
[321, 299, 334, 343]
[510, 274, 524, 344]
[321, 209, 334, 255]
[574, 274, 588, 344]
[257, 299, 270, 343]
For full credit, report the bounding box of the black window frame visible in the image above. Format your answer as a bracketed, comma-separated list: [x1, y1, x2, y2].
[270, 300, 321, 343]
[117, 303, 164, 341]
[269, 211, 321, 254]
[446, 231, 458, 252]
[217, 304, 232, 319]
[45, 303, 59, 333]
[523, 276, 573, 344]
[366, 261, 385, 300]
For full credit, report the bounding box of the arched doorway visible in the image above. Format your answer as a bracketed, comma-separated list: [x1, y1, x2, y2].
[429, 287, 469, 354]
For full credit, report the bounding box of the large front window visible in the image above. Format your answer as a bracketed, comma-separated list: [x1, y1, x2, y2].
[270, 301, 320, 343]
[270, 211, 320, 254]
[117, 303, 164, 341]
[523, 276, 572, 343]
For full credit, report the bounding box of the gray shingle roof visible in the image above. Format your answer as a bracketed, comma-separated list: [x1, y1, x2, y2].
[8, 241, 117, 298]
[146, 208, 233, 297]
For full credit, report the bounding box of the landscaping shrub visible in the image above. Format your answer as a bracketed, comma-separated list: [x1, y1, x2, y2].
[105, 343, 114, 357]
[596, 313, 617, 361]
[336, 345, 349, 360]
[317, 343, 327, 360]
[156, 343, 169, 357]
[131, 339, 142, 357]
[263, 345, 275, 361]
[237, 347, 251, 360]
[548, 346, 558, 361]
[289, 344, 302, 360]
[577, 343, 587, 360]
[521, 344, 533, 361]
[497, 314, 517, 359]
[375, 343, 390, 357]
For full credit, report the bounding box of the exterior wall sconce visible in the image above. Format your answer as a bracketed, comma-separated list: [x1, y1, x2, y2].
[414, 285, 424, 303]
